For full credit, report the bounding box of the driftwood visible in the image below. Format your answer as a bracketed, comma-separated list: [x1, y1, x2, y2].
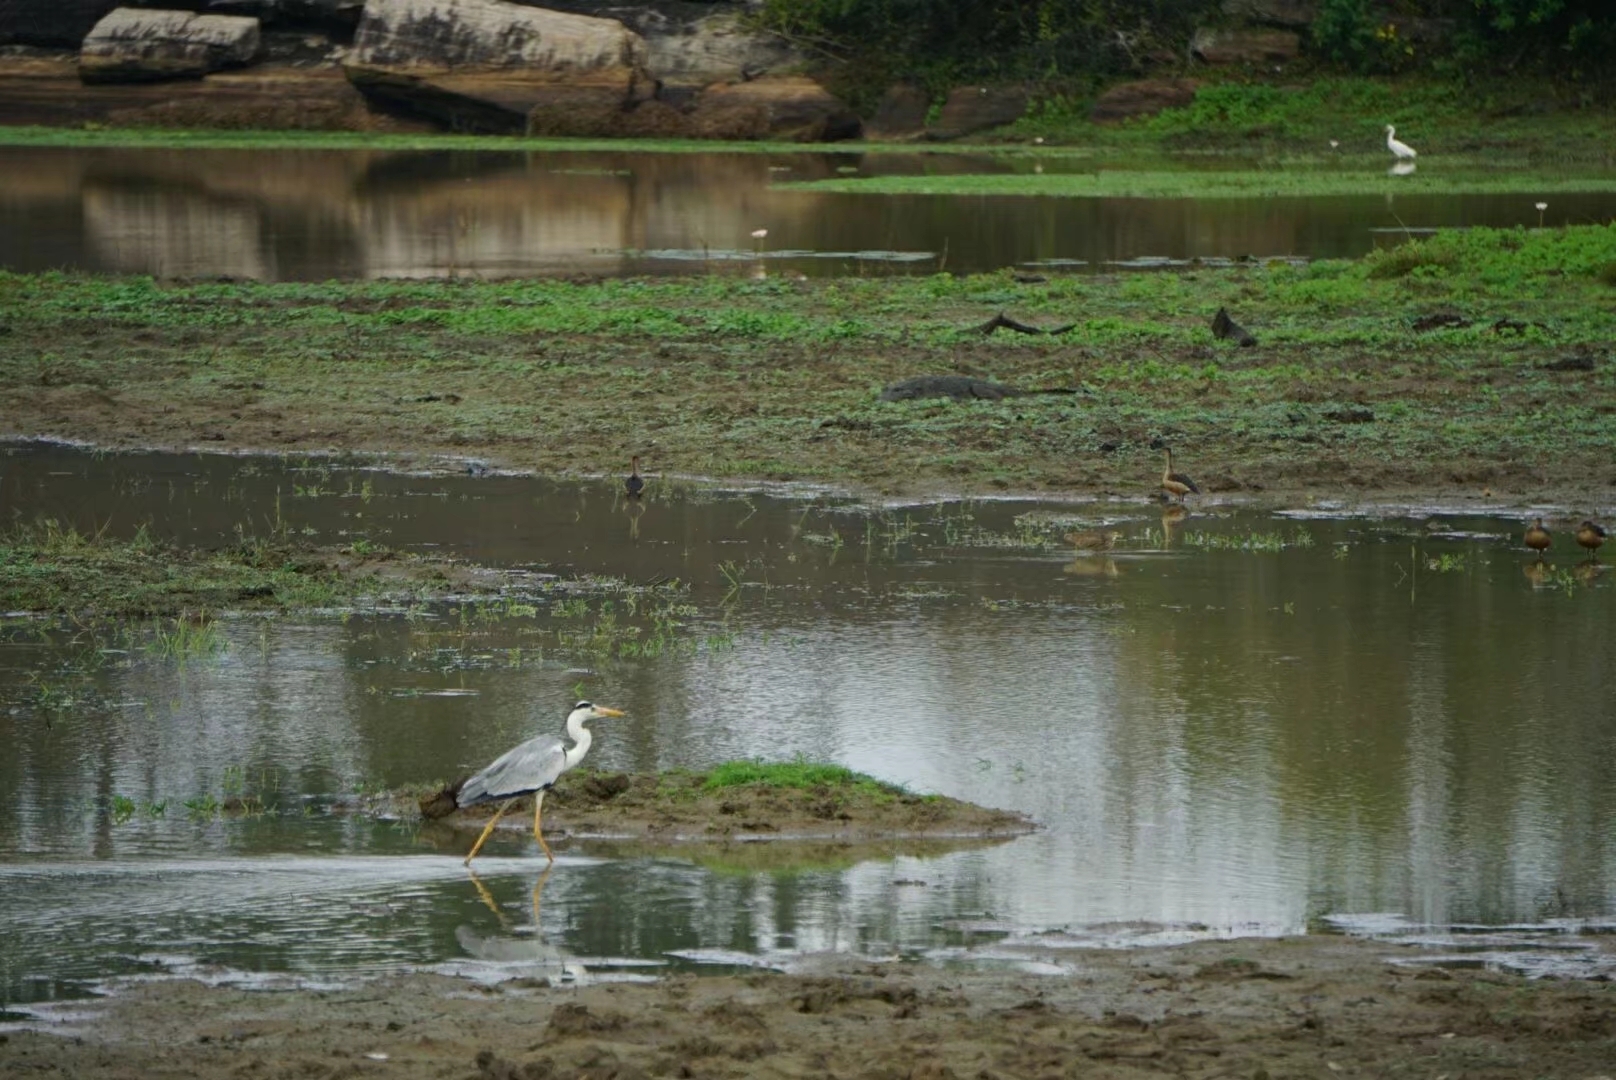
[971, 311, 1076, 336]
[1210, 306, 1256, 346]
[1411, 312, 1471, 332]
[879, 375, 1078, 403]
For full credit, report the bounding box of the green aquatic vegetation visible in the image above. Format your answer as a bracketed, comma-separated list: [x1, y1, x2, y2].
[779, 169, 1616, 200]
[1182, 528, 1316, 553]
[143, 615, 227, 660]
[702, 760, 905, 797]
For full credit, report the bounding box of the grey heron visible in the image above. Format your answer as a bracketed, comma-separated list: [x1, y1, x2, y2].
[1160, 448, 1200, 503]
[1385, 125, 1417, 159]
[457, 701, 625, 865]
[625, 456, 645, 498]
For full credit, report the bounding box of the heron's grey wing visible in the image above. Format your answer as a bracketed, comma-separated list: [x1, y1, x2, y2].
[456, 734, 567, 807]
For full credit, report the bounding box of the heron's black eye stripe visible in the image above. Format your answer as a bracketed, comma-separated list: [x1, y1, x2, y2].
[575, 700, 592, 709]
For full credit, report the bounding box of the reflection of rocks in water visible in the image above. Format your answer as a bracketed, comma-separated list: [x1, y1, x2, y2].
[83, 184, 269, 279]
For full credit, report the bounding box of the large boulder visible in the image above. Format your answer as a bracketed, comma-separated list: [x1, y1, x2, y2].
[685, 75, 860, 141]
[1190, 26, 1301, 65]
[79, 9, 262, 84]
[0, 0, 121, 48]
[928, 85, 1026, 140]
[345, 0, 652, 133]
[640, 10, 798, 98]
[865, 83, 929, 139]
[1090, 78, 1200, 123]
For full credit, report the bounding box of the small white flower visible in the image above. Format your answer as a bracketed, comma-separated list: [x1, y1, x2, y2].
[750, 228, 768, 239]
[1535, 202, 1548, 212]
[1329, 139, 1339, 148]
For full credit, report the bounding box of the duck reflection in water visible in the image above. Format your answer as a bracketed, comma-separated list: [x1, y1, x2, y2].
[626, 496, 645, 541]
[1063, 556, 1121, 578]
[1160, 503, 1189, 546]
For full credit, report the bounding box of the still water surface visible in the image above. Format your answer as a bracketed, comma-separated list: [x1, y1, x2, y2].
[2, 446, 1615, 1006]
[3, 145, 1614, 280]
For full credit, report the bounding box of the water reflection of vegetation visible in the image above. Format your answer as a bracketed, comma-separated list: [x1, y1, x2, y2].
[1181, 528, 1316, 553]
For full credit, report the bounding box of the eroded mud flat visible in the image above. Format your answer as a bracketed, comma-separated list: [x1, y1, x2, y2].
[6, 935, 1616, 1080]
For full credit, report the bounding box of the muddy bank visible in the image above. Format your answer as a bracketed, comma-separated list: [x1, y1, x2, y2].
[2, 232, 1614, 512]
[5, 935, 1615, 1079]
[409, 767, 1037, 849]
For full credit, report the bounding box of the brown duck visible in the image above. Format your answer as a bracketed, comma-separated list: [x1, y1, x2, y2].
[1523, 517, 1552, 558]
[1161, 448, 1200, 503]
[1576, 520, 1606, 560]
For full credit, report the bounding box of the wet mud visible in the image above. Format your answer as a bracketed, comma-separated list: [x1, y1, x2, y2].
[6, 936, 1615, 1079]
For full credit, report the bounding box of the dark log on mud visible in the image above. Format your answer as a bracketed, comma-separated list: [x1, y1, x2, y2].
[971, 311, 1076, 335]
[879, 375, 1078, 403]
[1411, 311, 1471, 332]
[1210, 306, 1257, 346]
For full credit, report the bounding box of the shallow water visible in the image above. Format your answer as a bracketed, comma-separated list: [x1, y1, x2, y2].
[2, 145, 1613, 280]
[3, 444, 1615, 1005]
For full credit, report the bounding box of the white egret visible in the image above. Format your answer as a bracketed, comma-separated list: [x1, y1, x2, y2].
[456, 701, 625, 865]
[1384, 124, 1417, 159]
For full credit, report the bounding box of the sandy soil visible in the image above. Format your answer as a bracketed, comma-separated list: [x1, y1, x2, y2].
[6, 935, 1616, 1079]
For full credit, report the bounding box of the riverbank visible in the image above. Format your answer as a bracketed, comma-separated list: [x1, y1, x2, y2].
[3, 224, 1615, 511]
[5, 933, 1614, 1079]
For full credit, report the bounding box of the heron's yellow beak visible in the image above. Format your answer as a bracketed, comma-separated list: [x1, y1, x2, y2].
[593, 706, 626, 718]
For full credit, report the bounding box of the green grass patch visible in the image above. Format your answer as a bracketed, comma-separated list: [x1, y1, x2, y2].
[702, 759, 899, 794]
[780, 168, 1616, 199]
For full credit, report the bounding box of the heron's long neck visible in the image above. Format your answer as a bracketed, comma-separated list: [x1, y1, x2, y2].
[563, 716, 594, 770]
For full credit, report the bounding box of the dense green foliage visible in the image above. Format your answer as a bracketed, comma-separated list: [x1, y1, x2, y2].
[753, 0, 1616, 102]
[754, 0, 1218, 102]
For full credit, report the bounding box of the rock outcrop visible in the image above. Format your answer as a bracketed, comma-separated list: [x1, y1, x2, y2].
[685, 75, 859, 142]
[1190, 26, 1301, 65]
[79, 9, 262, 84]
[1089, 78, 1200, 123]
[865, 83, 929, 139]
[344, 0, 652, 133]
[928, 85, 1026, 139]
[639, 9, 798, 99]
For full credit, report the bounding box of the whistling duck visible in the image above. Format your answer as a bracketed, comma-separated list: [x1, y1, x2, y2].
[625, 455, 645, 498]
[1161, 449, 1200, 503]
[1576, 520, 1606, 560]
[1523, 517, 1552, 559]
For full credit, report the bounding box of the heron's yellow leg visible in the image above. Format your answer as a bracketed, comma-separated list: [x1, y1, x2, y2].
[463, 797, 516, 865]
[466, 868, 502, 919]
[530, 864, 554, 928]
[533, 789, 555, 863]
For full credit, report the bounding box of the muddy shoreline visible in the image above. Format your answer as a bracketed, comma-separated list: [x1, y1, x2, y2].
[5, 935, 1615, 1079]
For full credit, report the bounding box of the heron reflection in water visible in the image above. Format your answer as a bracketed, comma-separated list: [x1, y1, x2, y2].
[455, 701, 625, 865]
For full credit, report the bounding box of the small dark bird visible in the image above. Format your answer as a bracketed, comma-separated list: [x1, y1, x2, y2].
[1523, 517, 1552, 559]
[625, 455, 645, 498]
[1575, 520, 1606, 560]
[1161, 448, 1200, 503]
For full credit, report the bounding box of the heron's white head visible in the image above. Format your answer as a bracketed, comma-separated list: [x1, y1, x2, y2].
[570, 700, 625, 723]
